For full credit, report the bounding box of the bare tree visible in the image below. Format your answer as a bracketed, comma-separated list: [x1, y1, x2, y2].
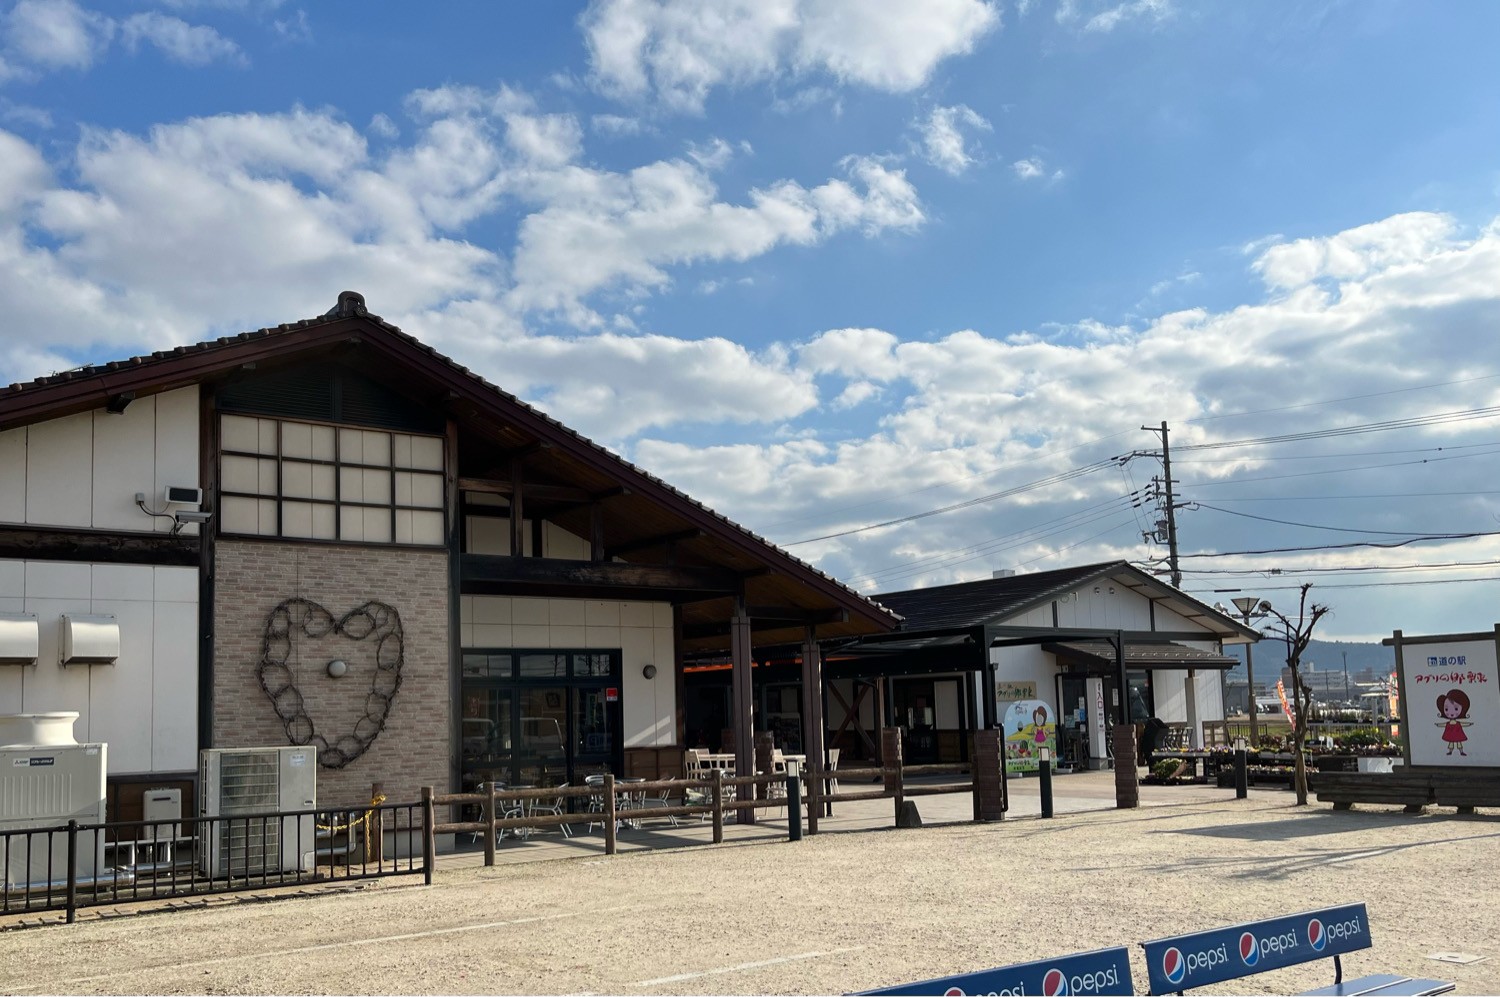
[1261, 583, 1330, 806]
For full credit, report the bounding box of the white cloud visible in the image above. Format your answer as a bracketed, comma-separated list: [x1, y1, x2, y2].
[582, 0, 999, 113]
[0, 93, 926, 442]
[1013, 156, 1063, 182]
[1057, 0, 1172, 32]
[592, 113, 644, 136]
[367, 113, 398, 139]
[506, 152, 922, 317]
[120, 12, 245, 66]
[630, 208, 1500, 599]
[916, 104, 991, 175]
[5, 0, 112, 70]
[1252, 212, 1457, 291]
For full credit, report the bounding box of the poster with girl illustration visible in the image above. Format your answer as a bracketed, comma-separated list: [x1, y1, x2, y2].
[1394, 634, 1500, 767]
[1002, 699, 1056, 774]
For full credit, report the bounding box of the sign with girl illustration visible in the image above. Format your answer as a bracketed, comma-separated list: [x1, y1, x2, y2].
[1001, 699, 1056, 774]
[1389, 629, 1500, 767]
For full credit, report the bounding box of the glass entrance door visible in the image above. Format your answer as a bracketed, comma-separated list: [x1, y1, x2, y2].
[461, 649, 623, 792]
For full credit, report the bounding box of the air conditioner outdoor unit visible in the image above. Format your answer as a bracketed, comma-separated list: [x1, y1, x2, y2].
[0, 713, 107, 887]
[198, 746, 317, 878]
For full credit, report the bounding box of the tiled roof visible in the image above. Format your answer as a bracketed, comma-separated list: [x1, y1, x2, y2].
[2, 291, 896, 629]
[875, 562, 1122, 631]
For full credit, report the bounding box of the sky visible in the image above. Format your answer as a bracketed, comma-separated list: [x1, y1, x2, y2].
[3, 0, 1500, 642]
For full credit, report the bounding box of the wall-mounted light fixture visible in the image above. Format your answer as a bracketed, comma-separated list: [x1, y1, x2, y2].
[327, 659, 349, 678]
[642, 664, 657, 679]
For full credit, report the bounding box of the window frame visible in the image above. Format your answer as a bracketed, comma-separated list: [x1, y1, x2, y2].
[217, 414, 448, 547]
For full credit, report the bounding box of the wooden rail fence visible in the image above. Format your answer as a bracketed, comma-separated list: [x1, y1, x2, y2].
[424, 727, 1001, 869]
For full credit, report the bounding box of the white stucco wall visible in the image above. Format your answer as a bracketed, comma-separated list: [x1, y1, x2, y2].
[989, 580, 1228, 751]
[0, 559, 198, 774]
[0, 387, 199, 534]
[460, 595, 676, 747]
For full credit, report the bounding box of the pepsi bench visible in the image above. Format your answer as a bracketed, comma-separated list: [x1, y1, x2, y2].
[1141, 903, 1452, 996]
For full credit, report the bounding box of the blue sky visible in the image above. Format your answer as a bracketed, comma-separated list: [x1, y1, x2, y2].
[4, 0, 1500, 641]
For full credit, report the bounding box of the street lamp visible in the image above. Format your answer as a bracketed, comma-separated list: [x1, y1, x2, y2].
[1230, 596, 1272, 747]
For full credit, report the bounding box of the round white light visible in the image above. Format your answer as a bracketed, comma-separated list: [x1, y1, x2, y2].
[327, 659, 348, 678]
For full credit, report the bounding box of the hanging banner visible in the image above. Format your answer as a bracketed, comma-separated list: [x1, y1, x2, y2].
[1002, 699, 1056, 773]
[1394, 635, 1500, 767]
[1276, 678, 1292, 720]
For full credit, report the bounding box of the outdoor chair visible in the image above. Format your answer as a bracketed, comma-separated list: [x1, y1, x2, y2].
[529, 784, 571, 838]
[636, 778, 680, 827]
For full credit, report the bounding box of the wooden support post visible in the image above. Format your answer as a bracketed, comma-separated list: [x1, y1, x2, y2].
[604, 774, 618, 855]
[712, 769, 724, 844]
[882, 727, 904, 825]
[731, 600, 756, 825]
[483, 782, 497, 867]
[369, 782, 384, 866]
[420, 786, 435, 885]
[875, 681, 887, 763]
[973, 730, 1006, 821]
[801, 627, 824, 836]
[1113, 724, 1140, 809]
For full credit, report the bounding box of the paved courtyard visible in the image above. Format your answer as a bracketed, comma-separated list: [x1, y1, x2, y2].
[2, 773, 1496, 995]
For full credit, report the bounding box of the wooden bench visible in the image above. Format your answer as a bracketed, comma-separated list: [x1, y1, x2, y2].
[854, 945, 1133, 995]
[1311, 772, 1435, 813]
[1140, 903, 1451, 996]
[1312, 769, 1500, 814]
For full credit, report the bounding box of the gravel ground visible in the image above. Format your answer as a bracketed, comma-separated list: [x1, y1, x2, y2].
[1, 795, 1496, 996]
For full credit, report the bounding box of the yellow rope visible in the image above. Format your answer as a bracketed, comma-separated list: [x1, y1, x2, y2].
[314, 793, 388, 862]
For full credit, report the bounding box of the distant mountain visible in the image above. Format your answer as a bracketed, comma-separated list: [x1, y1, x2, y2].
[1222, 638, 1395, 683]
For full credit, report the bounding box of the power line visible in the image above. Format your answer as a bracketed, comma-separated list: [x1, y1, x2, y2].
[1178, 559, 1500, 575]
[1185, 372, 1500, 424]
[1187, 574, 1500, 594]
[1174, 404, 1500, 453]
[1172, 442, 1500, 464]
[1180, 448, 1498, 488]
[848, 495, 1139, 586]
[784, 458, 1119, 546]
[1171, 530, 1500, 559]
[1191, 501, 1471, 538]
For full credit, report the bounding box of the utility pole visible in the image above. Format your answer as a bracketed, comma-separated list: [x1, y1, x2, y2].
[1142, 421, 1183, 587]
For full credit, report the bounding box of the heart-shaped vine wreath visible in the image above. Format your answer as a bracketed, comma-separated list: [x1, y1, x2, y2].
[257, 597, 404, 769]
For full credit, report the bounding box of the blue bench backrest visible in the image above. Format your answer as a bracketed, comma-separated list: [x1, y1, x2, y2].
[1140, 903, 1371, 993]
[855, 946, 1133, 996]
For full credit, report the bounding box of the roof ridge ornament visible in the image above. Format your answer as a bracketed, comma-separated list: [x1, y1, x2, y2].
[324, 290, 368, 319]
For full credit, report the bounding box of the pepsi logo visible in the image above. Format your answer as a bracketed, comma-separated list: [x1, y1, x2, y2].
[1042, 967, 1070, 996]
[1308, 919, 1326, 951]
[944, 988, 966, 996]
[1239, 932, 1260, 966]
[1163, 947, 1186, 986]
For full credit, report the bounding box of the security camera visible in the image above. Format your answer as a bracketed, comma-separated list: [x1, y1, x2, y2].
[173, 509, 214, 526]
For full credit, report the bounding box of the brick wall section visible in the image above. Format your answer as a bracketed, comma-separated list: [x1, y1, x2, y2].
[213, 539, 450, 809]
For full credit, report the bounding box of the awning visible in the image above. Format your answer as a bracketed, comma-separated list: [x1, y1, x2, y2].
[1042, 640, 1238, 672]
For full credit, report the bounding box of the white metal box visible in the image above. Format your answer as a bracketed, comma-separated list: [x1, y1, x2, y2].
[198, 746, 317, 877]
[0, 613, 39, 665]
[60, 615, 119, 665]
[0, 713, 107, 887]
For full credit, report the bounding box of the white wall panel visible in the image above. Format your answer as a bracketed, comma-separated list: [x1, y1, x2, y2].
[91, 563, 154, 604]
[152, 600, 197, 771]
[152, 388, 199, 531]
[620, 626, 656, 748]
[87, 599, 154, 770]
[543, 522, 590, 560]
[0, 559, 22, 598]
[25, 560, 91, 599]
[0, 429, 25, 522]
[92, 399, 158, 531]
[25, 412, 93, 527]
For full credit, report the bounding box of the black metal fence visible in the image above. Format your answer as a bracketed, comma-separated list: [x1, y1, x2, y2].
[1, 800, 428, 924]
